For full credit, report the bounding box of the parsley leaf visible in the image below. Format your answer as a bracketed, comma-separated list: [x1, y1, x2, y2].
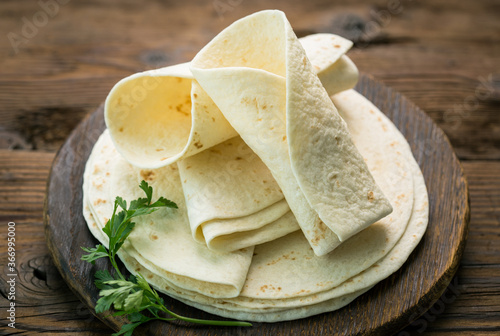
[81, 180, 251, 334]
[81, 245, 108, 264]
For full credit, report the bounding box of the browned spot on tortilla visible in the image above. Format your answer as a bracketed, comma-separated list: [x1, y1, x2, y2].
[367, 191, 375, 201]
[318, 220, 328, 233]
[92, 222, 97, 228]
[156, 148, 164, 152]
[161, 157, 169, 161]
[147, 274, 154, 279]
[135, 267, 142, 272]
[119, 127, 124, 132]
[194, 141, 203, 149]
[267, 257, 282, 266]
[260, 285, 268, 292]
[106, 172, 110, 176]
[302, 56, 307, 66]
[93, 165, 101, 174]
[92, 180, 103, 191]
[334, 136, 340, 144]
[140, 170, 156, 181]
[294, 289, 310, 295]
[334, 44, 341, 48]
[93, 198, 106, 206]
[235, 156, 242, 160]
[186, 166, 191, 169]
[212, 117, 216, 122]
[193, 93, 198, 98]
[311, 220, 328, 245]
[150, 234, 158, 241]
[176, 104, 189, 116]
[282, 135, 287, 141]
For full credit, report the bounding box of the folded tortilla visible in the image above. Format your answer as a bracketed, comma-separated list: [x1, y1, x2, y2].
[178, 136, 299, 252]
[104, 32, 360, 253]
[190, 10, 392, 255]
[83, 88, 427, 322]
[84, 131, 253, 298]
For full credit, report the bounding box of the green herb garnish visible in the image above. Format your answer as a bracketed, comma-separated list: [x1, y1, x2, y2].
[81, 180, 252, 335]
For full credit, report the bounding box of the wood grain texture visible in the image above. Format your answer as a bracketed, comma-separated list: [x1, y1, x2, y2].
[41, 75, 469, 335]
[0, 0, 499, 158]
[0, 0, 499, 335]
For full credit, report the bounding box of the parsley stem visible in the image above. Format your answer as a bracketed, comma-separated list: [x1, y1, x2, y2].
[109, 254, 125, 280]
[152, 303, 252, 327]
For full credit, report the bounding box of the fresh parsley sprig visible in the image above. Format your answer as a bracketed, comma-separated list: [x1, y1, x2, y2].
[81, 180, 252, 335]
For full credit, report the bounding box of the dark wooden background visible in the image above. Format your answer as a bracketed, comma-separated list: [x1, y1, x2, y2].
[0, 0, 499, 335]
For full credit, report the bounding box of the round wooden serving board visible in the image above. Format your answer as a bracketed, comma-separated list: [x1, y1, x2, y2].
[44, 74, 470, 336]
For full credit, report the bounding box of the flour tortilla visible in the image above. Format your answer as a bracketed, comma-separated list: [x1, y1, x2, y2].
[84, 131, 253, 299]
[105, 64, 237, 169]
[82, 89, 427, 322]
[104, 33, 358, 253]
[104, 36, 356, 170]
[83, 205, 370, 322]
[301, 34, 359, 96]
[161, 88, 415, 303]
[178, 136, 299, 252]
[190, 10, 392, 255]
[158, 89, 427, 311]
[82, 10, 426, 321]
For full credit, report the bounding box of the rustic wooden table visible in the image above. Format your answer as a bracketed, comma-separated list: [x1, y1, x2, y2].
[0, 0, 498, 335]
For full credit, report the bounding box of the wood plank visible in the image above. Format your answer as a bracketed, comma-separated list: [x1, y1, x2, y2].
[0, 150, 110, 335]
[399, 161, 500, 335]
[0, 0, 499, 157]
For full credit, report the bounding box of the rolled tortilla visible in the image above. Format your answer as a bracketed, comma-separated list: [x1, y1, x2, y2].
[104, 32, 359, 253]
[104, 36, 357, 169]
[190, 10, 392, 255]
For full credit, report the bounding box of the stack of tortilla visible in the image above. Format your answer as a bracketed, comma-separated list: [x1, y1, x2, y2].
[82, 10, 428, 322]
